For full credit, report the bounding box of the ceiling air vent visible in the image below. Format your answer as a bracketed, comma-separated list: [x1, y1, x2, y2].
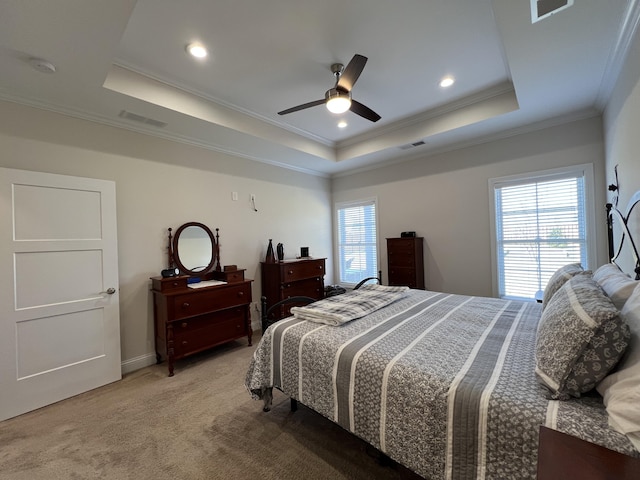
[118, 110, 167, 128]
[531, 0, 573, 23]
[399, 140, 426, 151]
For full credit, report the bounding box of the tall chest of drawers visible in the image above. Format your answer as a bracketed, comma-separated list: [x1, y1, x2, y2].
[261, 258, 326, 325]
[387, 237, 425, 289]
[151, 274, 252, 376]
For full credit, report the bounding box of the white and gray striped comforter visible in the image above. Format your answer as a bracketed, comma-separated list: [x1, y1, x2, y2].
[245, 290, 637, 479]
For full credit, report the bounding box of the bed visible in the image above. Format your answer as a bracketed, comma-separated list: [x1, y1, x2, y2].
[245, 191, 640, 479]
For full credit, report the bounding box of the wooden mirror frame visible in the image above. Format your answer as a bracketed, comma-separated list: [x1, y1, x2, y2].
[169, 222, 221, 276]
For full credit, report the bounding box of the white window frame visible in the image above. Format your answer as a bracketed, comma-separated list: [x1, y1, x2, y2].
[334, 197, 379, 288]
[488, 164, 596, 300]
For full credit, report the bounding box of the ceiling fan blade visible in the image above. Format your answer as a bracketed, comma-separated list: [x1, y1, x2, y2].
[337, 54, 367, 92]
[350, 99, 381, 122]
[278, 99, 325, 115]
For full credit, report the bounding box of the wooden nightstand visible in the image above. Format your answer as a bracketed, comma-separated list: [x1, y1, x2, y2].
[537, 426, 640, 480]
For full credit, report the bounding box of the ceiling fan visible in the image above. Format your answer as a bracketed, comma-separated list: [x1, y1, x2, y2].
[277, 54, 381, 122]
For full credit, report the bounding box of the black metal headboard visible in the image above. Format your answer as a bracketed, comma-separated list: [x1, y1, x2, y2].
[606, 190, 640, 280]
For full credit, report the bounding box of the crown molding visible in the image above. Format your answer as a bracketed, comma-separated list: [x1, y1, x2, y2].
[332, 108, 599, 178]
[595, 0, 640, 109]
[336, 81, 515, 150]
[112, 60, 334, 147]
[0, 92, 330, 178]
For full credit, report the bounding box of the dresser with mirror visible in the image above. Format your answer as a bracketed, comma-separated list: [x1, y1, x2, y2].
[150, 222, 252, 376]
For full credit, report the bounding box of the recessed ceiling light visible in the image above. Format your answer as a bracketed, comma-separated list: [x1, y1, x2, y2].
[338, 121, 348, 128]
[439, 76, 455, 88]
[186, 43, 208, 58]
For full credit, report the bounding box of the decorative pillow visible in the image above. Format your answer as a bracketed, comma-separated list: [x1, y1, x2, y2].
[535, 274, 631, 399]
[542, 263, 586, 307]
[597, 283, 640, 450]
[593, 263, 639, 310]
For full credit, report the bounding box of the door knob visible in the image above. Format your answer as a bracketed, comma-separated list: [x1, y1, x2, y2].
[101, 288, 116, 295]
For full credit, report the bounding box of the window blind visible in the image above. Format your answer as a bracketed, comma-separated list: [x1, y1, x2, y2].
[336, 200, 378, 285]
[494, 174, 587, 300]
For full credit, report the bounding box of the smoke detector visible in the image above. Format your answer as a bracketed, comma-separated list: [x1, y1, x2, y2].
[28, 57, 56, 74]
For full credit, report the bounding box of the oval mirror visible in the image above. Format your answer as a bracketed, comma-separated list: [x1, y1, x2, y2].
[172, 222, 216, 275]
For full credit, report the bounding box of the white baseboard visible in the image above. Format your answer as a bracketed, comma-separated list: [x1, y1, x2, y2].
[121, 352, 157, 375]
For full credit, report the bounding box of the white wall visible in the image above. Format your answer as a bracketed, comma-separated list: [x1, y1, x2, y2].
[604, 25, 640, 213]
[333, 116, 609, 297]
[603, 26, 640, 277]
[0, 101, 332, 372]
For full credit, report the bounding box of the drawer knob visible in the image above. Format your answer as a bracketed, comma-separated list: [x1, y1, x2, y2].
[182, 341, 188, 345]
[172, 282, 179, 287]
[288, 270, 294, 274]
[317, 265, 323, 270]
[182, 303, 190, 309]
[181, 322, 188, 328]
[238, 291, 244, 296]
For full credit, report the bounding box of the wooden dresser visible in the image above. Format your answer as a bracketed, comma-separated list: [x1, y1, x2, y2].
[151, 272, 252, 376]
[261, 258, 326, 324]
[387, 237, 425, 289]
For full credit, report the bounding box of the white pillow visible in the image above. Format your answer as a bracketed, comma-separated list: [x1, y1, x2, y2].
[593, 263, 639, 310]
[597, 282, 640, 450]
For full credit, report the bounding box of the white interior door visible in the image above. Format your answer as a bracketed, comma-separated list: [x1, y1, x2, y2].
[0, 168, 121, 421]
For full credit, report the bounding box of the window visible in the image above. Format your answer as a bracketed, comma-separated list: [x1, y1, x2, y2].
[335, 199, 378, 286]
[490, 165, 595, 301]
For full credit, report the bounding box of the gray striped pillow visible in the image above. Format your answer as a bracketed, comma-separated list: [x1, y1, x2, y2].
[542, 263, 586, 308]
[535, 274, 630, 399]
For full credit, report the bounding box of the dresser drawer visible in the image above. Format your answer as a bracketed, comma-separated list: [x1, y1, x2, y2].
[172, 308, 247, 357]
[281, 259, 325, 282]
[387, 238, 419, 251]
[170, 282, 251, 320]
[388, 268, 419, 288]
[388, 251, 417, 266]
[212, 269, 246, 283]
[281, 276, 324, 298]
[387, 250, 416, 266]
[222, 270, 244, 283]
[151, 276, 188, 292]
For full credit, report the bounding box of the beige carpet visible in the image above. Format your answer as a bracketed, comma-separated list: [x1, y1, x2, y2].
[0, 335, 422, 479]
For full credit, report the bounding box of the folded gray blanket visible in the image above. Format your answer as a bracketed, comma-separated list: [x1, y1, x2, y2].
[290, 284, 409, 325]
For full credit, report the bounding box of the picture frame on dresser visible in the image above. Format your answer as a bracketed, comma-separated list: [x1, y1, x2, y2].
[151, 224, 253, 376]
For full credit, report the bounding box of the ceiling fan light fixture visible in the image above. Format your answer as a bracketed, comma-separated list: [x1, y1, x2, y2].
[326, 89, 352, 114]
[439, 76, 455, 88]
[186, 42, 208, 58]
